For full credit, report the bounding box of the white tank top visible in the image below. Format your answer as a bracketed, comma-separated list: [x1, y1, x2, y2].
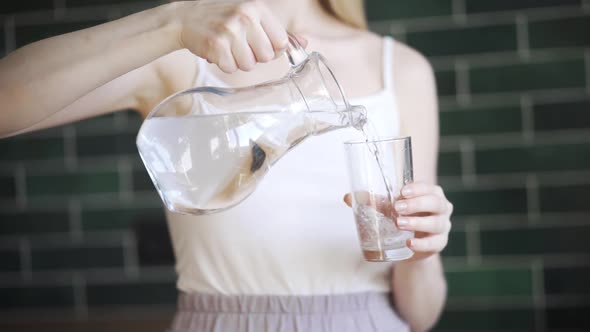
[167, 37, 400, 295]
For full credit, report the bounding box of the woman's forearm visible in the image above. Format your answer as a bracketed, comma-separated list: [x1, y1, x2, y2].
[393, 254, 447, 331]
[0, 2, 182, 135]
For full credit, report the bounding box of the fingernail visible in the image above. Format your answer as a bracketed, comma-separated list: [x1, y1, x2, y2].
[397, 217, 408, 227]
[395, 201, 407, 211]
[408, 239, 414, 248]
[402, 187, 412, 197]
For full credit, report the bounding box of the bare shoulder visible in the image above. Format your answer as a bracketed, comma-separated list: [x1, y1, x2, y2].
[390, 41, 439, 181]
[392, 41, 435, 88]
[136, 49, 198, 118]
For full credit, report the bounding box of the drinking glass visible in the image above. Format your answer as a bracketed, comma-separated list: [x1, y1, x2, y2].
[344, 136, 414, 262]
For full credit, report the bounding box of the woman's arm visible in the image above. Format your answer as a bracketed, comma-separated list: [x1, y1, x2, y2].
[0, 0, 288, 137]
[391, 43, 448, 331]
[0, 3, 182, 137]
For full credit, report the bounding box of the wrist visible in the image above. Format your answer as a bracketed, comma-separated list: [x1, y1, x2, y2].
[154, 2, 186, 51]
[396, 253, 442, 272]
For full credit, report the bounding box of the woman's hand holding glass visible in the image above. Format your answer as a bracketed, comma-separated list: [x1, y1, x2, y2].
[345, 182, 453, 261]
[390, 182, 452, 260]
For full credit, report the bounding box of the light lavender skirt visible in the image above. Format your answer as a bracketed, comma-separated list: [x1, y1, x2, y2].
[168, 291, 409, 332]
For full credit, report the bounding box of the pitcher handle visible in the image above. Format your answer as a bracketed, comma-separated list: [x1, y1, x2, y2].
[285, 32, 308, 67]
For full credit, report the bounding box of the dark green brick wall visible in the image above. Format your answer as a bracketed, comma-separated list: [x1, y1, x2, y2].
[0, 1, 589, 332]
[367, 0, 590, 331]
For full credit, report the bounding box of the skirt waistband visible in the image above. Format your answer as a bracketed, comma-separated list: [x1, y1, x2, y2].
[178, 291, 394, 314]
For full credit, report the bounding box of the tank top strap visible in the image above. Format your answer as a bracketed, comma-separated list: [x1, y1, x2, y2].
[382, 36, 394, 91]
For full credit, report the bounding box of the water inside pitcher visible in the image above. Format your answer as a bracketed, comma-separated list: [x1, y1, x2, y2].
[137, 34, 367, 215]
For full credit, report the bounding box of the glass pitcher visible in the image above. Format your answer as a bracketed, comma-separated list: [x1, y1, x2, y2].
[136, 34, 367, 215]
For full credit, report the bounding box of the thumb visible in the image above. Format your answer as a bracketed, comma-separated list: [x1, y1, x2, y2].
[343, 193, 352, 207]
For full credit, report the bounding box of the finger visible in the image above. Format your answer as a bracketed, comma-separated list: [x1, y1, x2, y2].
[207, 35, 237, 73]
[395, 194, 448, 216]
[396, 215, 451, 234]
[408, 234, 448, 253]
[246, 22, 275, 63]
[401, 182, 444, 199]
[231, 33, 257, 71]
[343, 193, 352, 207]
[293, 34, 308, 48]
[258, 5, 288, 53]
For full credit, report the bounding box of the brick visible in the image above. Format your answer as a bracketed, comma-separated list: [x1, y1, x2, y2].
[82, 207, 164, 231]
[0, 2, 54, 14]
[446, 188, 528, 216]
[0, 249, 20, 272]
[480, 225, 590, 255]
[0, 137, 64, 161]
[530, 16, 590, 49]
[440, 107, 522, 136]
[126, 111, 144, 130]
[437, 308, 535, 331]
[133, 169, 155, 191]
[365, 0, 452, 21]
[470, 59, 586, 94]
[134, 220, 174, 267]
[406, 24, 517, 57]
[74, 113, 117, 133]
[443, 230, 467, 257]
[438, 151, 462, 176]
[0, 211, 69, 235]
[547, 305, 590, 329]
[76, 133, 137, 157]
[465, 0, 582, 13]
[16, 21, 105, 48]
[435, 70, 456, 97]
[534, 99, 590, 131]
[446, 268, 532, 297]
[0, 286, 74, 309]
[475, 143, 590, 174]
[544, 266, 590, 295]
[0, 176, 16, 199]
[540, 184, 590, 213]
[31, 246, 124, 270]
[86, 282, 176, 306]
[26, 170, 119, 196]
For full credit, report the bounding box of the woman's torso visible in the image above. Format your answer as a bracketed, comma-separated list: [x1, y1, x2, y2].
[167, 34, 400, 295]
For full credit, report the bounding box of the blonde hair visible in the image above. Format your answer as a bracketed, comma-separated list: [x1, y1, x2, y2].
[319, 0, 367, 29]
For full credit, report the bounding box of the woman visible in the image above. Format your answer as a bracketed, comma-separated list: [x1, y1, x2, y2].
[0, 0, 453, 331]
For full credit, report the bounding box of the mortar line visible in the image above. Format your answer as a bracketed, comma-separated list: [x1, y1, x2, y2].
[370, 6, 586, 31]
[389, 24, 406, 43]
[123, 232, 140, 279]
[532, 258, 547, 332]
[520, 95, 535, 144]
[19, 238, 32, 281]
[118, 157, 134, 202]
[455, 60, 471, 106]
[72, 273, 88, 321]
[516, 14, 531, 61]
[526, 174, 541, 224]
[459, 138, 476, 186]
[452, 0, 467, 24]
